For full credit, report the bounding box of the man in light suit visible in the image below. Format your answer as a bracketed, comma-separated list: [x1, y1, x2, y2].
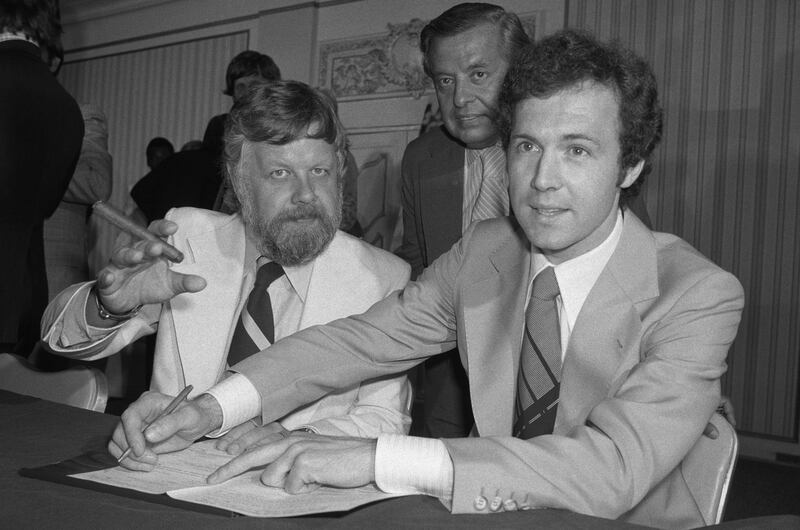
[109, 31, 744, 528]
[41, 80, 411, 438]
[399, 3, 652, 438]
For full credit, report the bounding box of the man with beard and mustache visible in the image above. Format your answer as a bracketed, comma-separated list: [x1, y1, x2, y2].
[40, 80, 412, 440]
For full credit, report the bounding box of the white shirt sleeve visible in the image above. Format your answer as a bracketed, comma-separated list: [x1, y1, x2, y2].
[203, 373, 261, 436]
[374, 434, 454, 505]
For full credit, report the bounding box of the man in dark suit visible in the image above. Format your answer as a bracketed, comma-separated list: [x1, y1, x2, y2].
[0, 0, 84, 355]
[108, 30, 744, 528]
[396, 2, 529, 438]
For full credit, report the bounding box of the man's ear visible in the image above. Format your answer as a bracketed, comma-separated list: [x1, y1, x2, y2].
[620, 159, 645, 189]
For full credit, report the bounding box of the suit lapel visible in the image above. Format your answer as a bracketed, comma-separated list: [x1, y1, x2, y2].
[461, 228, 530, 435]
[169, 219, 245, 392]
[299, 234, 369, 328]
[556, 214, 659, 432]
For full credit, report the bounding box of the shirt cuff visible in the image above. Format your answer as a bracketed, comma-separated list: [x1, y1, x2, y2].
[374, 434, 454, 502]
[204, 373, 261, 436]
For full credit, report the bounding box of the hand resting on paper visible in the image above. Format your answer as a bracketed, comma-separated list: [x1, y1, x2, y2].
[207, 435, 377, 493]
[108, 391, 223, 471]
[90, 219, 206, 324]
[215, 421, 298, 455]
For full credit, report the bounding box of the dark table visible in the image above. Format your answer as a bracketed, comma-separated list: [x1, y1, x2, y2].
[2, 390, 798, 529]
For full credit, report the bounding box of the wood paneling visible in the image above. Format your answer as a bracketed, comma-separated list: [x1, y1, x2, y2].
[569, 0, 800, 451]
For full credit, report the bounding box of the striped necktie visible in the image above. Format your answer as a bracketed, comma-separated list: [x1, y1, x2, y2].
[514, 266, 562, 439]
[226, 260, 285, 366]
[471, 145, 509, 223]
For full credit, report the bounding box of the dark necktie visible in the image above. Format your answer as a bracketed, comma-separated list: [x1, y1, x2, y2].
[513, 266, 562, 439]
[226, 260, 285, 366]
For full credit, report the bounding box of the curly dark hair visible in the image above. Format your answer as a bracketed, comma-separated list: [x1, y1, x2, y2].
[498, 29, 663, 205]
[223, 50, 281, 96]
[419, 2, 529, 78]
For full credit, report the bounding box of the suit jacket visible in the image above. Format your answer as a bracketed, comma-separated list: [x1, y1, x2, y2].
[233, 212, 744, 528]
[42, 208, 412, 436]
[397, 126, 463, 279]
[0, 39, 84, 347]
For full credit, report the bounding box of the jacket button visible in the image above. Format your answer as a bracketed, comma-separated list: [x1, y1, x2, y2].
[503, 499, 518, 511]
[473, 496, 487, 511]
[489, 496, 503, 512]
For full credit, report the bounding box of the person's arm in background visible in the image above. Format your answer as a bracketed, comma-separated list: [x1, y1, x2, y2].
[395, 147, 424, 279]
[61, 104, 112, 206]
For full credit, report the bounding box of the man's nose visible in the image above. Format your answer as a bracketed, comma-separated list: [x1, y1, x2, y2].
[453, 79, 475, 108]
[532, 151, 561, 191]
[293, 175, 317, 203]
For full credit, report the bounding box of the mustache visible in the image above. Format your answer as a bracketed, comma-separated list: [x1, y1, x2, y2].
[276, 204, 326, 222]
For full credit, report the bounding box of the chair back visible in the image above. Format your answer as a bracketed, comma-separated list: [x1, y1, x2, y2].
[682, 412, 738, 525]
[0, 353, 108, 412]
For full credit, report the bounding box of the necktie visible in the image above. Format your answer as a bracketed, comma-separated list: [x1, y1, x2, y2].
[471, 145, 509, 223]
[514, 266, 562, 439]
[226, 260, 285, 366]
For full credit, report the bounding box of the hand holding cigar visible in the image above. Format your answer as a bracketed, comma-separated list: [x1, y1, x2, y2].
[87, 203, 206, 326]
[92, 201, 184, 263]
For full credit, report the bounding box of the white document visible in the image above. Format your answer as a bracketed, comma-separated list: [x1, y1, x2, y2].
[70, 440, 407, 517]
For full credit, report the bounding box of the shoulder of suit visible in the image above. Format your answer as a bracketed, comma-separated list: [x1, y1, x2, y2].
[650, 230, 743, 295]
[166, 207, 242, 238]
[328, 231, 410, 280]
[405, 126, 462, 159]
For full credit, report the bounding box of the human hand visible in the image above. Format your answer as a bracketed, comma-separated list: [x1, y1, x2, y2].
[108, 391, 223, 471]
[95, 219, 206, 315]
[215, 421, 292, 455]
[207, 435, 376, 493]
[703, 396, 737, 439]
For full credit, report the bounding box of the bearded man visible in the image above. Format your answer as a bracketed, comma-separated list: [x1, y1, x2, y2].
[41, 80, 412, 439]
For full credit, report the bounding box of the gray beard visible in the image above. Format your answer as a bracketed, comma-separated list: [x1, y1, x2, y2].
[243, 201, 340, 266]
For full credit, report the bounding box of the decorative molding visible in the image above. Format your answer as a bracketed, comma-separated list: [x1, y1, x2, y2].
[318, 14, 538, 101]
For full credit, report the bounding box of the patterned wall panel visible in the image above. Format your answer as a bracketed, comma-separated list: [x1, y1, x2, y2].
[58, 32, 249, 270]
[569, 0, 800, 445]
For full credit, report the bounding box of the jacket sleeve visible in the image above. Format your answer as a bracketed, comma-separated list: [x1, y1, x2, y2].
[395, 145, 425, 279]
[40, 281, 159, 360]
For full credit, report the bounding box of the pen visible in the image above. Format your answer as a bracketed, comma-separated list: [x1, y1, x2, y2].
[117, 385, 194, 463]
[92, 200, 184, 263]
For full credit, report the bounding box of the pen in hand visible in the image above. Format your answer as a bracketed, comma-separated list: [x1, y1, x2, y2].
[117, 385, 194, 464]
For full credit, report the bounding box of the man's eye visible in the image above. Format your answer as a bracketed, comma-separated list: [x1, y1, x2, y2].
[569, 146, 589, 157]
[270, 169, 289, 179]
[311, 168, 329, 177]
[517, 141, 536, 152]
[472, 71, 487, 81]
[436, 77, 453, 89]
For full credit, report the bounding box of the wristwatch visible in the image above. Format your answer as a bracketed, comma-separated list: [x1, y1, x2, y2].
[92, 286, 142, 322]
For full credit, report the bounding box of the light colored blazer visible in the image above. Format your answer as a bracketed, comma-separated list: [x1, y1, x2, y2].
[233, 212, 744, 528]
[42, 207, 412, 436]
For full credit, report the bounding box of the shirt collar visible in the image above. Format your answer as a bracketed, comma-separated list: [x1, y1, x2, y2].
[245, 233, 314, 303]
[530, 209, 624, 330]
[0, 31, 38, 46]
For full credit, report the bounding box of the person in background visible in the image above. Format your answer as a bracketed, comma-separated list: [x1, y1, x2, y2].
[42, 80, 412, 440]
[0, 0, 84, 356]
[43, 103, 113, 297]
[207, 50, 281, 214]
[145, 136, 174, 171]
[110, 30, 744, 529]
[180, 140, 203, 152]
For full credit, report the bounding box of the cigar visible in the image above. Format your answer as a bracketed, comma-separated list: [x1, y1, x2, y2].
[92, 201, 184, 263]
